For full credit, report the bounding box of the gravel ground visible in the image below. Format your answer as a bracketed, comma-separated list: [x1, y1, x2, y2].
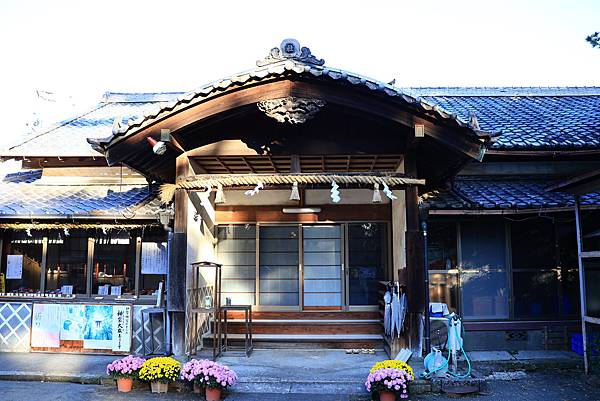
[0, 369, 598, 401]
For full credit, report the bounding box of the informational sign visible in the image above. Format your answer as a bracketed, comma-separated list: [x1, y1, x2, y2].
[141, 242, 168, 275]
[30, 303, 132, 352]
[98, 285, 110, 296]
[6, 255, 23, 279]
[83, 305, 113, 349]
[31, 303, 62, 348]
[112, 305, 131, 352]
[110, 286, 122, 296]
[60, 304, 85, 340]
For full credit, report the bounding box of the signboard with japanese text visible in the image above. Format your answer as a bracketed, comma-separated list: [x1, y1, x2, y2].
[6, 255, 23, 279]
[141, 242, 168, 275]
[30, 303, 132, 353]
[112, 305, 131, 352]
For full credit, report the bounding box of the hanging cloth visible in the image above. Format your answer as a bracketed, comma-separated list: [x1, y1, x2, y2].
[398, 292, 407, 335]
[390, 287, 401, 337]
[384, 290, 392, 335]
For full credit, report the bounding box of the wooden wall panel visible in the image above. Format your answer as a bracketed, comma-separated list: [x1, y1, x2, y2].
[215, 205, 391, 223]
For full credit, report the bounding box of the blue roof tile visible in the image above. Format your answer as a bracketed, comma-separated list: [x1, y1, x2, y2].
[409, 87, 600, 150]
[426, 177, 600, 210]
[0, 181, 161, 218]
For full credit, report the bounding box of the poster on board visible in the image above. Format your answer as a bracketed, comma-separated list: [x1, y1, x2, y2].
[112, 305, 131, 352]
[6, 255, 23, 279]
[31, 304, 62, 348]
[141, 242, 168, 275]
[83, 305, 113, 349]
[60, 304, 85, 341]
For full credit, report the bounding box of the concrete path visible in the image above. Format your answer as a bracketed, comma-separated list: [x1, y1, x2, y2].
[2, 369, 600, 401]
[0, 349, 583, 395]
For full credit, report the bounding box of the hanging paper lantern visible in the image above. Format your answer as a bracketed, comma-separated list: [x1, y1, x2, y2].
[215, 183, 226, 204]
[330, 180, 340, 203]
[372, 183, 382, 203]
[289, 182, 300, 201]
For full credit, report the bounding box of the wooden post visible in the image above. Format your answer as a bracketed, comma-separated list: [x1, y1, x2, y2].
[574, 195, 589, 374]
[404, 149, 425, 354]
[40, 237, 48, 292]
[169, 153, 190, 355]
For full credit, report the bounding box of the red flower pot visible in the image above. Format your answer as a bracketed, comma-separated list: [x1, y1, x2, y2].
[193, 383, 205, 394]
[116, 377, 133, 393]
[380, 390, 396, 401]
[206, 387, 222, 401]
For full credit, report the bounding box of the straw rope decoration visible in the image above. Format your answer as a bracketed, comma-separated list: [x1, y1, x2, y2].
[0, 222, 156, 231]
[159, 174, 425, 204]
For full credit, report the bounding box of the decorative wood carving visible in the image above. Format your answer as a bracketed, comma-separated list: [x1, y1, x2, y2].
[257, 97, 326, 124]
[256, 38, 325, 66]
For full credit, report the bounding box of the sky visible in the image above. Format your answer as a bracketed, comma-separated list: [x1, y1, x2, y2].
[0, 0, 599, 150]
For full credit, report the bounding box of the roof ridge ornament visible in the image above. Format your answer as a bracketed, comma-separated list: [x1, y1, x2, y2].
[256, 38, 325, 67]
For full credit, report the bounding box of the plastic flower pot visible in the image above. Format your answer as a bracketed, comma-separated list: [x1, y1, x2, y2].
[150, 381, 169, 393]
[379, 391, 396, 401]
[116, 377, 133, 393]
[193, 383, 205, 394]
[206, 387, 222, 401]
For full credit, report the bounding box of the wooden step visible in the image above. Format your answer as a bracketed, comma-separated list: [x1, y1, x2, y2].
[223, 311, 380, 320]
[202, 333, 383, 350]
[224, 322, 381, 335]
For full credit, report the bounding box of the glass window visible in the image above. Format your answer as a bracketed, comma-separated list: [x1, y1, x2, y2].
[511, 219, 555, 269]
[93, 231, 136, 295]
[218, 225, 256, 305]
[1, 231, 43, 293]
[511, 219, 560, 319]
[585, 259, 600, 318]
[428, 222, 457, 271]
[303, 226, 342, 307]
[429, 273, 459, 313]
[460, 220, 509, 320]
[259, 226, 299, 306]
[46, 230, 88, 295]
[348, 223, 387, 305]
[427, 221, 458, 312]
[140, 228, 168, 296]
[557, 220, 580, 317]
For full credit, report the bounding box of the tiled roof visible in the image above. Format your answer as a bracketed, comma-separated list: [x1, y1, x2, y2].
[1, 93, 182, 157]
[0, 177, 161, 218]
[424, 177, 600, 210]
[408, 87, 600, 150]
[91, 49, 495, 150]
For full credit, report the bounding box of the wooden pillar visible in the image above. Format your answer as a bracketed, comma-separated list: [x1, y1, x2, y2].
[404, 148, 425, 354]
[169, 153, 190, 355]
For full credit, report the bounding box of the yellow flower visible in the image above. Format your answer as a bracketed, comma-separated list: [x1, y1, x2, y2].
[370, 360, 414, 379]
[139, 357, 181, 382]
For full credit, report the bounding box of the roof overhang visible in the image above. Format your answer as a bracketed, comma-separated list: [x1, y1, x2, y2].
[88, 40, 498, 183]
[547, 168, 600, 195]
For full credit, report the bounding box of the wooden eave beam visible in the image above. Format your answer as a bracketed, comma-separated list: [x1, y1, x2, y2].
[105, 80, 486, 167]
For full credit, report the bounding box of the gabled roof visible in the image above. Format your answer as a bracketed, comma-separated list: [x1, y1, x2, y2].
[425, 176, 600, 211]
[89, 40, 495, 153]
[1, 92, 182, 158]
[409, 87, 600, 150]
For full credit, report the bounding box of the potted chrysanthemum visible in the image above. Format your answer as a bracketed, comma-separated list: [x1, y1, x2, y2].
[365, 360, 413, 401]
[181, 358, 216, 394]
[138, 356, 181, 393]
[199, 361, 237, 401]
[106, 355, 146, 392]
